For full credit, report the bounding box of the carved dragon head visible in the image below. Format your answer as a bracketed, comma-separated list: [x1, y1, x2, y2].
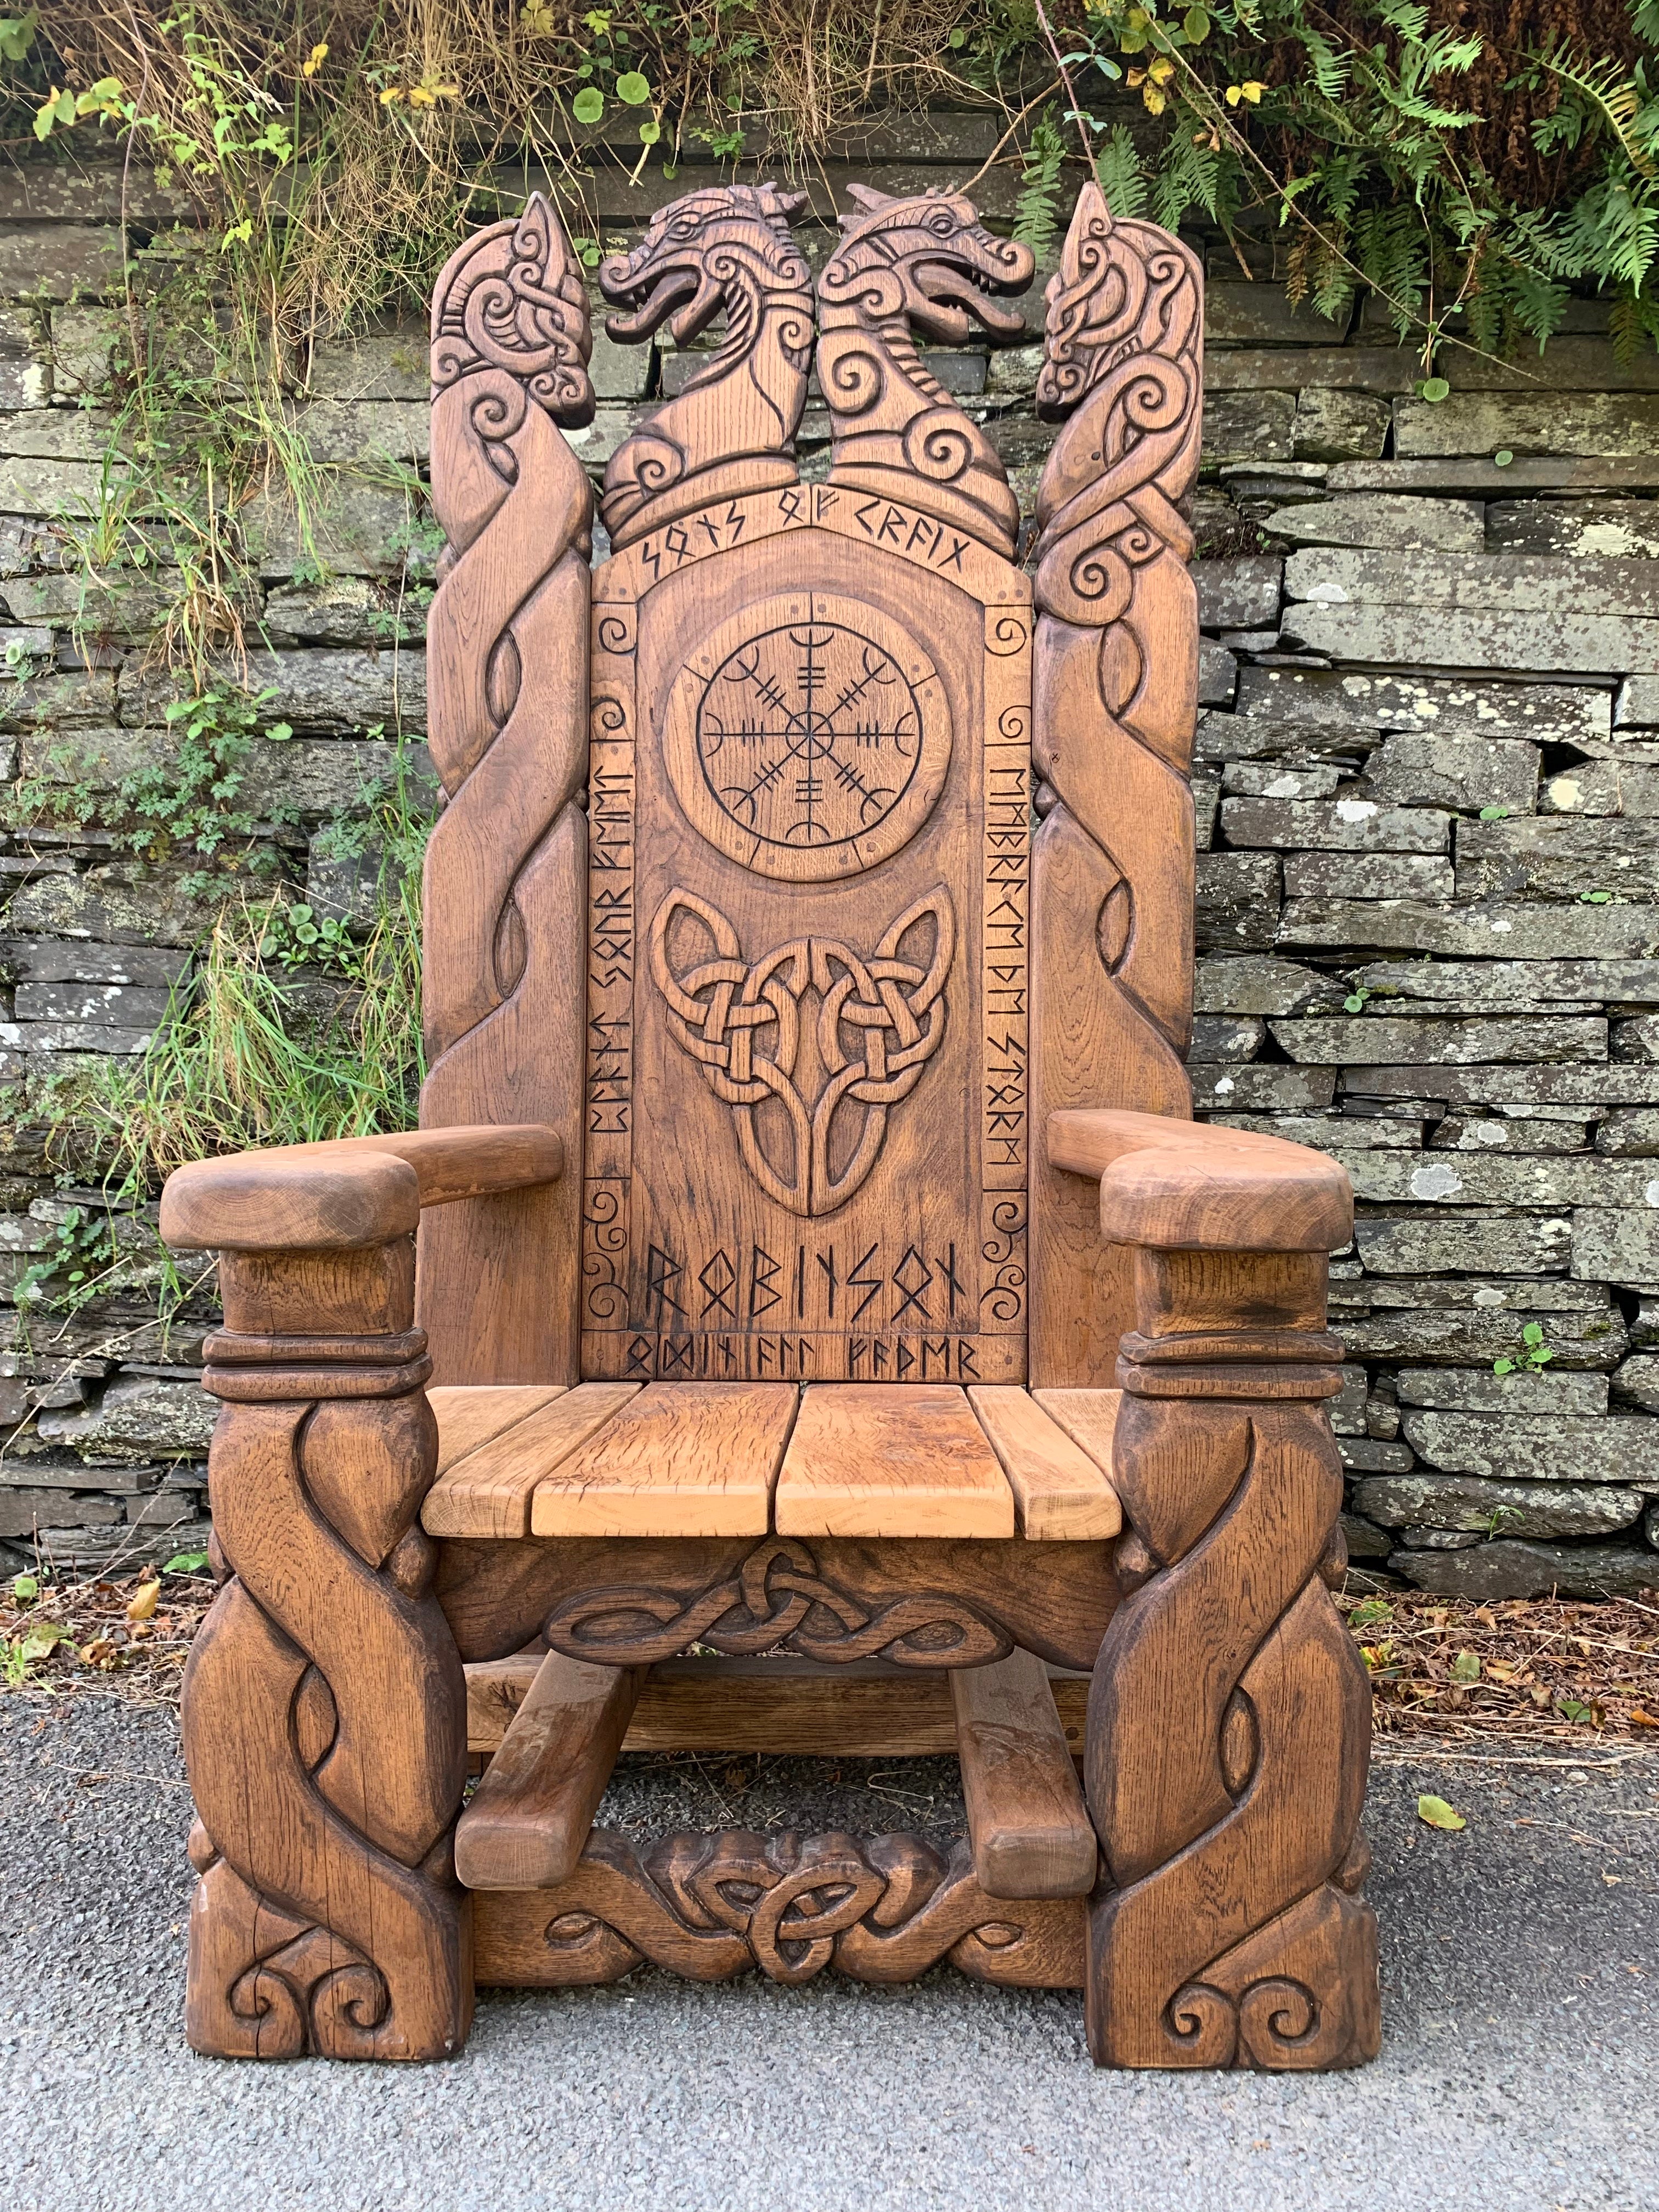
[599, 183, 811, 352]
[430, 192, 595, 424]
[1035, 182, 1201, 422]
[817, 184, 1034, 345]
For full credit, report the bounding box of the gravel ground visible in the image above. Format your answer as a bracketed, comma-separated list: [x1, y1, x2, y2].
[2, 1695, 1656, 2212]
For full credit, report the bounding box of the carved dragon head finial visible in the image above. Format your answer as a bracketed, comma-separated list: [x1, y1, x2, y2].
[596, 183, 815, 549]
[818, 184, 1034, 345]
[599, 182, 811, 352]
[430, 191, 595, 425]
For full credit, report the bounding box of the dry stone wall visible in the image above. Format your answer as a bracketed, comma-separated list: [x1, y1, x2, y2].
[2, 145, 1659, 1600]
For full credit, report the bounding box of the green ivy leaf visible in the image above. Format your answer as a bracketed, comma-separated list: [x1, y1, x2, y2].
[1478, 805, 1509, 820]
[1419, 375, 1450, 402]
[615, 70, 651, 104]
[638, 118, 661, 144]
[572, 86, 604, 123]
[1417, 1793, 1466, 1831]
[165, 1550, 211, 1573]
[10, 1572, 38, 1601]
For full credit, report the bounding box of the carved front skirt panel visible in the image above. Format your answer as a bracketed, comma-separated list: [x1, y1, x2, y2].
[582, 494, 1031, 1385]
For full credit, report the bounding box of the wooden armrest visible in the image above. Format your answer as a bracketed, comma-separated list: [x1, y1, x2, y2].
[1047, 1108, 1351, 1255]
[160, 1125, 564, 1252]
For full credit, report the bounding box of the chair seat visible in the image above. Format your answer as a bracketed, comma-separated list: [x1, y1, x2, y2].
[421, 1380, 1122, 1543]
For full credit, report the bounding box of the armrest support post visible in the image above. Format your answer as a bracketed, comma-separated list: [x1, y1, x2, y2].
[177, 1199, 473, 2061]
[1047, 1109, 1379, 2071]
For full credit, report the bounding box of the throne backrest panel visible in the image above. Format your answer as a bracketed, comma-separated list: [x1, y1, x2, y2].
[417, 183, 1203, 1394]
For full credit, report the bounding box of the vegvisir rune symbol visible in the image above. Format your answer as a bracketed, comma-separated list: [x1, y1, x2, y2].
[698, 620, 923, 851]
[663, 591, 952, 881]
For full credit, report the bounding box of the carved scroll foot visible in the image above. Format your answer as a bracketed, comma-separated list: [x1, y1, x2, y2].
[1085, 1249, 1380, 2071]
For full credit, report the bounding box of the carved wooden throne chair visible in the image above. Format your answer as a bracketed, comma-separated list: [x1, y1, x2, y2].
[160, 180, 1380, 2069]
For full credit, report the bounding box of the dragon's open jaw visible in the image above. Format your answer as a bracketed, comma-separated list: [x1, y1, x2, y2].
[908, 258, 1029, 345]
[601, 258, 724, 348]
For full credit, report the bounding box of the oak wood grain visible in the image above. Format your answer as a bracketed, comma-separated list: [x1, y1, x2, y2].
[530, 1381, 799, 1538]
[1047, 1108, 1353, 1254]
[774, 1383, 1014, 1539]
[422, 1382, 641, 1539]
[428, 1385, 567, 1477]
[454, 1650, 644, 1890]
[466, 1652, 1092, 1757]
[952, 1647, 1098, 1899]
[967, 1385, 1120, 1541]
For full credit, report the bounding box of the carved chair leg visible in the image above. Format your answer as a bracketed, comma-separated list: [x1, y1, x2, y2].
[1084, 1249, 1380, 2070]
[182, 1239, 472, 2060]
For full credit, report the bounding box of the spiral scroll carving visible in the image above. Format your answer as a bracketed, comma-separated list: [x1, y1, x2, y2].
[1029, 184, 1205, 1384]
[182, 1311, 470, 2059]
[473, 1829, 1083, 1990]
[598, 182, 812, 548]
[1085, 1295, 1380, 2070]
[816, 184, 1034, 557]
[421, 195, 596, 1378]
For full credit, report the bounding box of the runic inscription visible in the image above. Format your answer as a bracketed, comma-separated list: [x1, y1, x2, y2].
[663, 591, 950, 882]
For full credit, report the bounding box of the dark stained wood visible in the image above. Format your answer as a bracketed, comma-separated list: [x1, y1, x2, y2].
[1084, 1244, 1378, 2070]
[1048, 1108, 1353, 1254]
[952, 1648, 1097, 1900]
[435, 1533, 1119, 1675]
[465, 1653, 1092, 1759]
[599, 183, 812, 548]
[181, 1240, 469, 2061]
[472, 1829, 1084, 1989]
[454, 1650, 644, 1890]
[582, 490, 1030, 1389]
[421, 194, 596, 1386]
[1028, 185, 1205, 1387]
[819, 185, 1034, 558]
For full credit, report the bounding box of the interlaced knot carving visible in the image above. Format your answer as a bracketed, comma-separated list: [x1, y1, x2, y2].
[650, 887, 953, 1217]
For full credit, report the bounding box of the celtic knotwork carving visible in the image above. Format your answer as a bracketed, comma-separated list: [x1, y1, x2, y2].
[431, 194, 596, 424]
[421, 194, 596, 1374]
[182, 1311, 469, 2060]
[541, 1535, 1008, 1666]
[817, 184, 1034, 556]
[1085, 1279, 1379, 2070]
[473, 1829, 1084, 1990]
[599, 182, 812, 548]
[651, 887, 953, 1216]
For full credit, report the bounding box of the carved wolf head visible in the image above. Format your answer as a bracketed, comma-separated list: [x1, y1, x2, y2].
[600, 183, 812, 349]
[817, 184, 1034, 344]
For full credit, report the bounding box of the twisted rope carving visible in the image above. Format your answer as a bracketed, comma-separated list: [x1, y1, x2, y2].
[650, 887, 953, 1216]
[1032, 182, 1202, 1074]
[477, 1829, 1083, 1989]
[1088, 1344, 1378, 2069]
[817, 185, 1034, 557]
[542, 1534, 1008, 1666]
[183, 1346, 469, 2059]
[422, 193, 595, 1095]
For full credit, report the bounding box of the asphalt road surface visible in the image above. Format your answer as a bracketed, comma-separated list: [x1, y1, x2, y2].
[2, 1695, 1654, 2212]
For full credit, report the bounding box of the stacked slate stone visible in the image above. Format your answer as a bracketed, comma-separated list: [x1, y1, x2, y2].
[2, 146, 1658, 1600]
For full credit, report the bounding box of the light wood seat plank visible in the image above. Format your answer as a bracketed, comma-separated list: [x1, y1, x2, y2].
[530, 1381, 798, 1537]
[968, 1386, 1121, 1541]
[428, 1384, 568, 1477]
[427, 1381, 1124, 1541]
[775, 1383, 1014, 1538]
[423, 1383, 641, 1538]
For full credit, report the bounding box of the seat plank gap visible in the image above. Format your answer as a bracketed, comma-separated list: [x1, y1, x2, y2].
[455, 1650, 645, 1891]
[969, 1386, 1121, 1542]
[951, 1647, 1098, 1900]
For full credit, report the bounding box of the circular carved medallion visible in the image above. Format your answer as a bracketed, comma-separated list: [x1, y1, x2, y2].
[663, 591, 951, 880]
